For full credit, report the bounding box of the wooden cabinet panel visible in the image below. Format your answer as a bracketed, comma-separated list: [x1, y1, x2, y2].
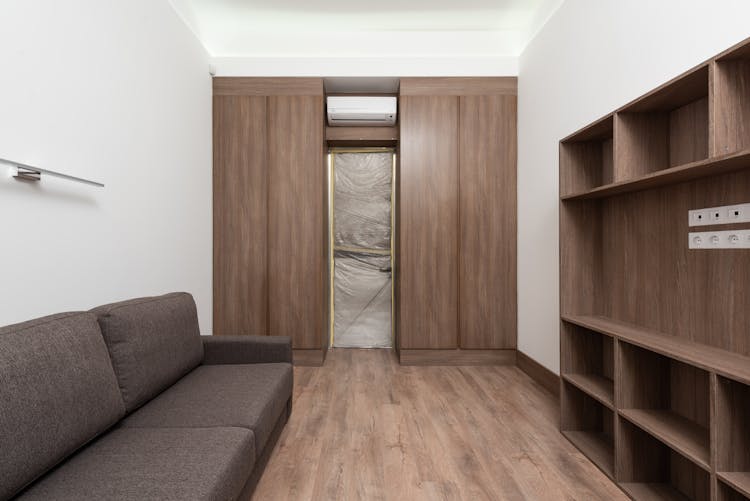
[267, 95, 326, 349]
[213, 95, 268, 335]
[459, 95, 517, 349]
[398, 96, 459, 349]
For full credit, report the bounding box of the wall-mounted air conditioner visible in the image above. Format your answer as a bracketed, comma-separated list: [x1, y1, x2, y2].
[327, 96, 397, 126]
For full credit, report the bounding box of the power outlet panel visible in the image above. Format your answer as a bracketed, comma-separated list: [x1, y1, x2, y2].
[689, 229, 750, 249]
[689, 203, 750, 227]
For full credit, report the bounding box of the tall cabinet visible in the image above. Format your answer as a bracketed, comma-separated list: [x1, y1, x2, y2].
[213, 78, 328, 366]
[397, 78, 518, 364]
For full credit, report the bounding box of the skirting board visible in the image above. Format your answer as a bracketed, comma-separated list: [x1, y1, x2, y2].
[293, 349, 326, 367]
[516, 350, 560, 398]
[399, 349, 516, 366]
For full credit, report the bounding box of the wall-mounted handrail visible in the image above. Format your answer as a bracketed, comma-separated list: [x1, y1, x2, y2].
[0, 157, 104, 188]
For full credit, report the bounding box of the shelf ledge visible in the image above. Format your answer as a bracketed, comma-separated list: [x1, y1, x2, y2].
[562, 373, 614, 409]
[619, 482, 691, 501]
[561, 430, 614, 479]
[561, 314, 750, 386]
[560, 148, 750, 201]
[619, 409, 710, 472]
[718, 472, 750, 499]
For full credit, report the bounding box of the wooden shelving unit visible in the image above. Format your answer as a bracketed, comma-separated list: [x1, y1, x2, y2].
[560, 36, 750, 501]
[561, 381, 615, 478]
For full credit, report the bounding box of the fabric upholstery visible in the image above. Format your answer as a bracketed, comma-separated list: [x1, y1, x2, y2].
[0, 312, 125, 500]
[16, 427, 255, 501]
[121, 363, 293, 457]
[91, 292, 204, 413]
[202, 335, 292, 365]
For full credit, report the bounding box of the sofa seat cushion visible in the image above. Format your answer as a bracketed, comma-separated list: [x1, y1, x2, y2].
[17, 427, 255, 501]
[121, 363, 293, 457]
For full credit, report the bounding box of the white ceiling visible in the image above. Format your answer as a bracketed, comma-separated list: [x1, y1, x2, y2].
[169, 0, 563, 58]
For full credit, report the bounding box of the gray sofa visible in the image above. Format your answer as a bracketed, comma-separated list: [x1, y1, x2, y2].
[0, 292, 293, 501]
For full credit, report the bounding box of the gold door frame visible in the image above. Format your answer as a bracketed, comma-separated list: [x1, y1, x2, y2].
[328, 147, 397, 348]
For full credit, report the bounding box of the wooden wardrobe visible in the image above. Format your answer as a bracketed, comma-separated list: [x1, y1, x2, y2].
[213, 78, 329, 365]
[396, 78, 518, 365]
[213, 76, 517, 366]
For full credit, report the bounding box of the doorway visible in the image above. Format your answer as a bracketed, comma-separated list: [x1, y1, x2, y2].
[329, 148, 395, 348]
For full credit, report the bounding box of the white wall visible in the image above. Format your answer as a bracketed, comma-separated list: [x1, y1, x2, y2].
[0, 1, 213, 333]
[212, 55, 518, 77]
[518, 0, 750, 373]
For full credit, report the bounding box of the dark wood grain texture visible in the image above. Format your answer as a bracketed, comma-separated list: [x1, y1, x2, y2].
[399, 77, 517, 96]
[559, 200, 603, 316]
[213, 77, 324, 96]
[715, 377, 750, 474]
[398, 95, 459, 349]
[565, 315, 750, 387]
[399, 349, 515, 366]
[267, 95, 326, 350]
[713, 58, 750, 156]
[618, 64, 709, 114]
[560, 322, 614, 407]
[561, 381, 615, 478]
[213, 95, 268, 335]
[292, 349, 326, 367]
[561, 147, 750, 200]
[560, 116, 614, 195]
[250, 349, 627, 501]
[325, 126, 399, 142]
[560, 37, 750, 501]
[517, 350, 560, 398]
[458, 95, 517, 349]
[597, 170, 750, 357]
[614, 112, 671, 179]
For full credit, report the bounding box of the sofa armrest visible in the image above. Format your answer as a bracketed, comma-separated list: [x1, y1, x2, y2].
[201, 335, 292, 365]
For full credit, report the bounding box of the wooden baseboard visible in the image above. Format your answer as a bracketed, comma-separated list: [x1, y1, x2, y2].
[399, 349, 516, 366]
[516, 350, 560, 398]
[293, 349, 326, 366]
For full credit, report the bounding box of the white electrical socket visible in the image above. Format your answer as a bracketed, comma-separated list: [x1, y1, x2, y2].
[689, 229, 750, 249]
[689, 203, 750, 227]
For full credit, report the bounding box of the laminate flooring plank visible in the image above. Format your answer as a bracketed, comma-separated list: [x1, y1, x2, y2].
[251, 349, 626, 501]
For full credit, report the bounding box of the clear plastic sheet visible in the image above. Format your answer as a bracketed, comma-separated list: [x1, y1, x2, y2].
[333, 252, 392, 348]
[333, 152, 392, 251]
[332, 151, 393, 348]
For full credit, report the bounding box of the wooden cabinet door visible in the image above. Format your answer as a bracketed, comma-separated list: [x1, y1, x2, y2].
[459, 95, 517, 349]
[267, 95, 326, 349]
[213, 95, 268, 335]
[398, 95, 460, 349]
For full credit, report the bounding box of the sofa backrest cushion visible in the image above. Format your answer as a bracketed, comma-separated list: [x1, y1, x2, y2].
[0, 312, 125, 500]
[91, 292, 204, 413]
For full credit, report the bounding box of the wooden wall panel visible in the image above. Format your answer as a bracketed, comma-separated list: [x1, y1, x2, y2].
[400, 77, 517, 96]
[459, 95, 517, 349]
[267, 95, 326, 349]
[668, 97, 709, 167]
[213, 95, 268, 335]
[213, 77, 324, 96]
[398, 96, 459, 349]
[600, 168, 750, 356]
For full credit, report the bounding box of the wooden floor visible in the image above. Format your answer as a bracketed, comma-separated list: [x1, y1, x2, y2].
[252, 349, 626, 501]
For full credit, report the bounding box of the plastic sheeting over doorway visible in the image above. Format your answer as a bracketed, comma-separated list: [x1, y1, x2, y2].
[332, 149, 393, 348]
